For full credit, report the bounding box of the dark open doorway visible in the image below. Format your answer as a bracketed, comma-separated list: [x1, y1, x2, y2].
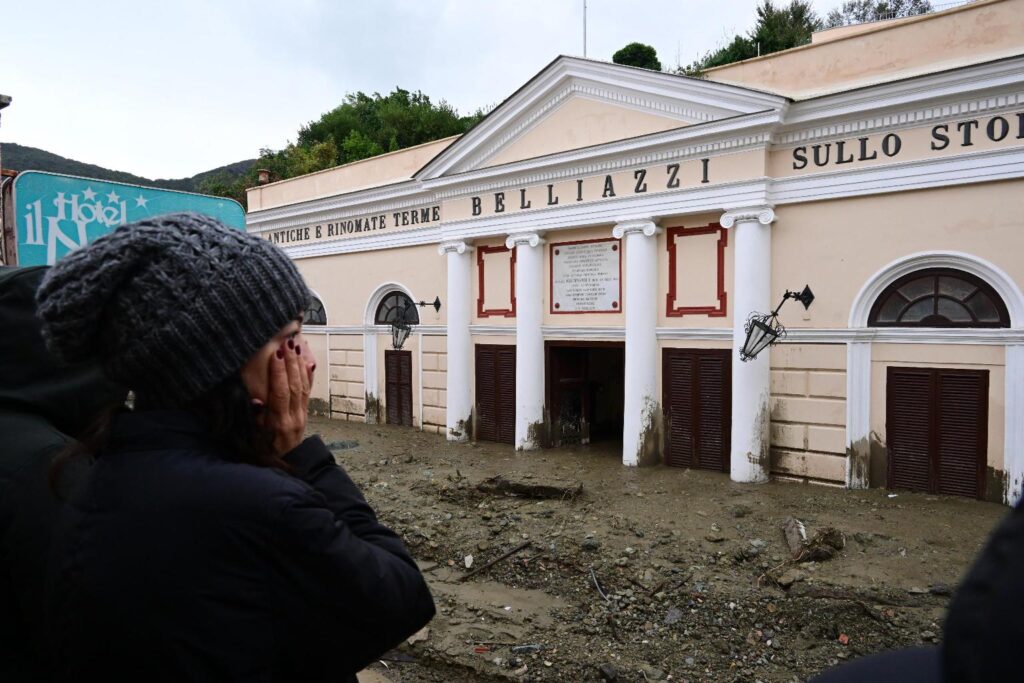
[546, 342, 625, 447]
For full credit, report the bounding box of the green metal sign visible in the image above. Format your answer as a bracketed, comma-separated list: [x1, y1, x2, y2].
[13, 171, 245, 266]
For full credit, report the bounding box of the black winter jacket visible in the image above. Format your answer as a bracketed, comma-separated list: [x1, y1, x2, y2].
[942, 500, 1024, 682]
[45, 410, 435, 682]
[0, 266, 125, 678]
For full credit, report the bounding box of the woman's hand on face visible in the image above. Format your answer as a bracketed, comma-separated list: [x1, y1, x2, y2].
[262, 336, 314, 456]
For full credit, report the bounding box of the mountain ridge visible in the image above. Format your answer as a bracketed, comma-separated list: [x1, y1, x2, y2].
[0, 142, 255, 194]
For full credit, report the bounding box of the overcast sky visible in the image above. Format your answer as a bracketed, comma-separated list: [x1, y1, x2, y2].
[1, 0, 842, 179]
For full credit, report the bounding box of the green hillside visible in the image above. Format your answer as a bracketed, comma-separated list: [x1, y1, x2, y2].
[0, 142, 255, 194]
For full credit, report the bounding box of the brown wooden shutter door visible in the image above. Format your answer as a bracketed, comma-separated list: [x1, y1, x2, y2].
[400, 351, 413, 427]
[887, 367, 933, 493]
[663, 349, 730, 472]
[697, 353, 730, 472]
[385, 350, 400, 426]
[496, 347, 516, 444]
[664, 352, 695, 468]
[385, 350, 413, 427]
[475, 346, 497, 442]
[886, 367, 987, 498]
[936, 370, 987, 498]
[475, 345, 515, 444]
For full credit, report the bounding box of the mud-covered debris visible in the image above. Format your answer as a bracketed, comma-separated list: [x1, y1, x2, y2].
[782, 516, 808, 558]
[929, 583, 953, 596]
[801, 527, 846, 562]
[598, 662, 619, 681]
[325, 439, 359, 451]
[510, 644, 542, 654]
[477, 475, 583, 500]
[782, 517, 845, 562]
[777, 568, 807, 588]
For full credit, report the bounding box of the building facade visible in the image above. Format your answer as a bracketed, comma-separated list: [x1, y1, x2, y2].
[246, 0, 1024, 504]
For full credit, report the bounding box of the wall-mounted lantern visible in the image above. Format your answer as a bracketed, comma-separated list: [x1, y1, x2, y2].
[390, 296, 442, 350]
[739, 285, 815, 362]
[391, 320, 412, 350]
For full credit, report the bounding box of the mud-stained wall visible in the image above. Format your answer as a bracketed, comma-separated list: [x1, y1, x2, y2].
[329, 334, 365, 422]
[421, 334, 448, 435]
[769, 344, 847, 484]
[869, 343, 1005, 496]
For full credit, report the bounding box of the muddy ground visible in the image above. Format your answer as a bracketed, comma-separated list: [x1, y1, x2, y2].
[310, 417, 1007, 683]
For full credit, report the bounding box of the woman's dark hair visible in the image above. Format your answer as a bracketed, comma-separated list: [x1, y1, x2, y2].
[50, 373, 286, 496]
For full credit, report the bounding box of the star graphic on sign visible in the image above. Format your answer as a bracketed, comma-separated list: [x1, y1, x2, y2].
[106, 190, 120, 204]
[135, 195, 149, 208]
[82, 187, 96, 201]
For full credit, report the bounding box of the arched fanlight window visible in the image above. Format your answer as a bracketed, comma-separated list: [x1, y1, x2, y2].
[869, 268, 1009, 328]
[374, 291, 419, 325]
[303, 296, 327, 325]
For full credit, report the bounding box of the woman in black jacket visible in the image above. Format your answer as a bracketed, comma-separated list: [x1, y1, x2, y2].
[36, 213, 435, 682]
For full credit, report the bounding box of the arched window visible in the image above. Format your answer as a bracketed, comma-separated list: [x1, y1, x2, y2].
[303, 296, 327, 325]
[374, 291, 418, 325]
[869, 268, 1009, 328]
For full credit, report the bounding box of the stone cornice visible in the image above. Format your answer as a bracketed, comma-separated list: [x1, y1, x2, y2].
[777, 56, 1024, 146]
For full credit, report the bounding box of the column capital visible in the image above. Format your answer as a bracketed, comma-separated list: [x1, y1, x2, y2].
[612, 218, 660, 239]
[438, 240, 472, 256]
[505, 231, 545, 249]
[720, 206, 775, 228]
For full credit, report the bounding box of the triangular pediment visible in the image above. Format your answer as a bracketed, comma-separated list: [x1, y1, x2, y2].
[416, 56, 787, 179]
[483, 94, 691, 168]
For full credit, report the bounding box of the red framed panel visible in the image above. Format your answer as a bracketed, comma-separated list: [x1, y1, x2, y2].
[477, 245, 516, 318]
[549, 237, 622, 315]
[666, 223, 728, 318]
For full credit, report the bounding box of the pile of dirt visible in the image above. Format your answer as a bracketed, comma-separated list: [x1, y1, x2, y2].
[314, 419, 1005, 683]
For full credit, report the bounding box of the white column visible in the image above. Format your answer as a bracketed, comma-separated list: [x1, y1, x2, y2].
[845, 341, 872, 488]
[721, 207, 775, 483]
[505, 231, 546, 450]
[1006, 344, 1024, 505]
[439, 240, 473, 441]
[613, 218, 661, 466]
[362, 332, 379, 423]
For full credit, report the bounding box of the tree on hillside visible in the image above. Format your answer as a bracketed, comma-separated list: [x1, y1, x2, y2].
[680, 0, 820, 75]
[613, 42, 662, 71]
[198, 87, 487, 208]
[825, 0, 932, 27]
[299, 88, 482, 165]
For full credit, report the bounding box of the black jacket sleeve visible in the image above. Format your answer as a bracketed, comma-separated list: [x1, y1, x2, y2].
[274, 436, 435, 674]
[942, 502, 1024, 683]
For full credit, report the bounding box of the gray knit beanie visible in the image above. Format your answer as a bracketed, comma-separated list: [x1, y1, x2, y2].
[36, 212, 310, 407]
